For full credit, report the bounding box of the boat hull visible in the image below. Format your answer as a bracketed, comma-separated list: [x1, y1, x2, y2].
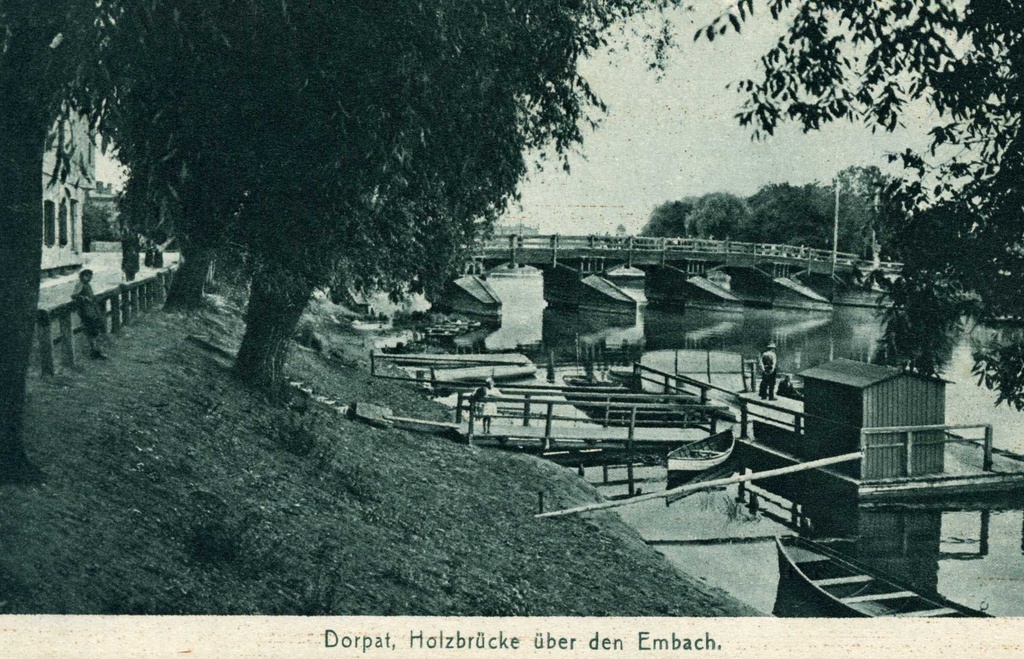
[774, 536, 986, 618]
[667, 430, 735, 475]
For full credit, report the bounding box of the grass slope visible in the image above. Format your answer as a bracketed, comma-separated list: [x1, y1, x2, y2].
[0, 297, 755, 616]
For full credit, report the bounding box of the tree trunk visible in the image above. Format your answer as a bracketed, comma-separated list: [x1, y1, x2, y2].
[164, 239, 216, 310]
[0, 111, 46, 482]
[232, 266, 312, 393]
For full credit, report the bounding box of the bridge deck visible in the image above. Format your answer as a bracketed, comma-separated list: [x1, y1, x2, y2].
[477, 234, 901, 276]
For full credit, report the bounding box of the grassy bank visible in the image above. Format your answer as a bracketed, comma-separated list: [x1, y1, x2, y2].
[0, 296, 756, 616]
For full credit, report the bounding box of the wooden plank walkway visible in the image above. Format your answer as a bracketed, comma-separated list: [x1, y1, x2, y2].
[457, 420, 707, 446]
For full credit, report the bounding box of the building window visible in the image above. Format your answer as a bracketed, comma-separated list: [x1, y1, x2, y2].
[70, 198, 80, 253]
[44, 200, 56, 247]
[58, 197, 68, 247]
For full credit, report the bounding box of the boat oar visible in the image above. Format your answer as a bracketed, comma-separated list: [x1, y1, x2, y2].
[535, 451, 862, 519]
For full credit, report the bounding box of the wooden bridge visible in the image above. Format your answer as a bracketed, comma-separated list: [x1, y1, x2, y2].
[474, 234, 902, 277]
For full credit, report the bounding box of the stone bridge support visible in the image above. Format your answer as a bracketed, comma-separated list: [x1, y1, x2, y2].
[542, 264, 637, 316]
[644, 265, 741, 311]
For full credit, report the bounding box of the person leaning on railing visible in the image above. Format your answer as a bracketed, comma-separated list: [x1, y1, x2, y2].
[71, 269, 108, 360]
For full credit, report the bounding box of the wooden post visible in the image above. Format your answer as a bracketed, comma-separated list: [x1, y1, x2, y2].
[455, 391, 464, 423]
[602, 464, 609, 484]
[109, 293, 121, 333]
[983, 425, 994, 472]
[980, 509, 990, 556]
[710, 417, 718, 434]
[627, 406, 637, 497]
[739, 467, 753, 503]
[793, 414, 802, 435]
[120, 285, 132, 325]
[905, 430, 914, 477]
[700, 387, 708, 405]
[674, 350, 679, 377]
[740, 402, 749, 439]
[139, 282, 149, 312]
[132, 286, 141, 317]
[37, 312, 55, 376]
[663, 374, 670, 394]
[523, 393, 531, 427]
[58, 310, 77, 367]
[603, 397, 610, 428]
[543, 402, 554, 450]
[790, 502, 800, 527]
[155, 271, 167, 303]
[747, 490, 760, 513]
[467, 403, 476, 445]
[706, 350, 712, 384]
[577, 464, 585, 478]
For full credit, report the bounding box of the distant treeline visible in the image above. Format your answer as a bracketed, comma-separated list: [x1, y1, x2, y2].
[642, 166, 903, 260]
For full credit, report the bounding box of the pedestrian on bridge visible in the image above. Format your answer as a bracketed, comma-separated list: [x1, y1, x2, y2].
[759, 342, 778, 401]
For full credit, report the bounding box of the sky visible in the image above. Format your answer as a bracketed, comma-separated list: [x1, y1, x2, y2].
[505, 6, 934, 235]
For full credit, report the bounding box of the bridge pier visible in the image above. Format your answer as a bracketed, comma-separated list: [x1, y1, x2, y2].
[542, 264, 637, 316]
[727, 267, 832, 311]
[645, 265, 741, 311]
[438, 274, 503, 319]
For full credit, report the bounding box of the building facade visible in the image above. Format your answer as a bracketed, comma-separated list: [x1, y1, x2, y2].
[41, 114, 95, 274]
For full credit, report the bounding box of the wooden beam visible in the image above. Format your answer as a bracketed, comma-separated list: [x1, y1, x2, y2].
[840, 591, 914, 604]
[891, 608, 957, 618]
[536, 451, 862, 518]
[812, 575, 873, 587]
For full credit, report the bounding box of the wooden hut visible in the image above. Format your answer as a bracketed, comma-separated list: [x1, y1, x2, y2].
[799, 359, 946, 479]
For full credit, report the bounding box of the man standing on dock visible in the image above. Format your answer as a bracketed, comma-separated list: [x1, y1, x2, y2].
[759, 342, 777, 401]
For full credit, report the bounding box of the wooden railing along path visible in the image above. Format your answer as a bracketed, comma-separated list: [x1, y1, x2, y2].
[36, 266, 176, 375]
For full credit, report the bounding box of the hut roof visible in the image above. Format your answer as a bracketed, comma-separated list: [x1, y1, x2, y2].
[799, 358, 905, 389]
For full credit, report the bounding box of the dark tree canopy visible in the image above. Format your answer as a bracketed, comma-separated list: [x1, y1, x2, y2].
[95, 0, 701, 389]
[643, 166, 897, 253]
[642, 198, 697, 236]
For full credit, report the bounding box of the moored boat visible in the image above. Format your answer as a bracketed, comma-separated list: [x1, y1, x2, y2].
[667, 430, 735, 476]
[562, 374, 627, 390]
[774, 536, 988, 618]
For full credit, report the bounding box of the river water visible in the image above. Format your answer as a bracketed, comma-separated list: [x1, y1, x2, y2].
[471, 271, 1024, 616]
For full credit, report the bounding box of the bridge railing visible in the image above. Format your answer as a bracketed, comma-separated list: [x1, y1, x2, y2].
[479, 234, 902, 274]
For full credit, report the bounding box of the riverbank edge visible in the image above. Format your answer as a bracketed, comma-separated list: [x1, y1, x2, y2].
[0, 294, 758, 616]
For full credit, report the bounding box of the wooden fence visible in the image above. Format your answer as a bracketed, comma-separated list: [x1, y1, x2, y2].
[36, 268, 176, 375]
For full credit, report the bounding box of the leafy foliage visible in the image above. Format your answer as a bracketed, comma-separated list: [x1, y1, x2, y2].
[701, 1, 1024, 404]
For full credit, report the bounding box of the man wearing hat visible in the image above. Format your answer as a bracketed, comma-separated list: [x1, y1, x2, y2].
[759, 341, 778, 400]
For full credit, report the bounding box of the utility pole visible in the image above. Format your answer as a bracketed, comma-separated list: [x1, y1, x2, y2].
[831, 175, 840, 280]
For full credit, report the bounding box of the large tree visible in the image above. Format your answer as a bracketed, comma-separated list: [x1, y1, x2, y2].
[642, 198, 698, 236]
[707, 0, 1024, 406]
[686, 192, 751, 240]
[97, 1, 255, 309]
[0, 1, 107, 481]
[124, 0, 695, 392]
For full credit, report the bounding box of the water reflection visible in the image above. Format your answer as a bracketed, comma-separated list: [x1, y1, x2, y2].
[474, 272, 1024, 616]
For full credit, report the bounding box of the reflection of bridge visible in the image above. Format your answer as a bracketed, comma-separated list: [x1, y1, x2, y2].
[439, 235, 902, 316]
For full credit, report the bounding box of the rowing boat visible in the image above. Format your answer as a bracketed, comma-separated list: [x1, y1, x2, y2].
[774, 536, 987, 618]
[666, 430, 735, 476]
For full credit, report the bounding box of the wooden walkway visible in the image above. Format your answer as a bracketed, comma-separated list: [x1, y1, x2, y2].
[457, 420, 708, 447]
